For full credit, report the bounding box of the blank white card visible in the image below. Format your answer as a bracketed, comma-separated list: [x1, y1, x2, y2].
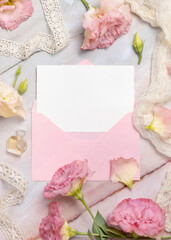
[37, 65, 134, 132]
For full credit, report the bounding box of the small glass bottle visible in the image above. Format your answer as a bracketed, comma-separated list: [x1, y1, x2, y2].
[7, 130, 27, 156]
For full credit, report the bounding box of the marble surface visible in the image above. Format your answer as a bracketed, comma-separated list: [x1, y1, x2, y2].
[0, 0, 170, 239]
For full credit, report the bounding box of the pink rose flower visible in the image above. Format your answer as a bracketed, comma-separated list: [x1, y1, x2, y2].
[0, 0, 34, 31]
[81, 0, 132, 50]
[146, 106, 171, 140]
[43, 160, 90, 200]
[39, 202, 72, 240]
[108, 198, 165, 237]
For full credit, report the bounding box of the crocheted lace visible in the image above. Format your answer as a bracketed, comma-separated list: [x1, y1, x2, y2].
[0, 163, 28, 240]
[0, 0, 70, 59]
[126, 0, 171, 157]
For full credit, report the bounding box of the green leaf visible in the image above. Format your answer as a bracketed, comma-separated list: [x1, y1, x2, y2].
[93, 211, 127, 239]
[93, 212, 106, 240]
[88, 230, 95, 240]
[93, 211, 110, 240]
[106, 227, 127, 238]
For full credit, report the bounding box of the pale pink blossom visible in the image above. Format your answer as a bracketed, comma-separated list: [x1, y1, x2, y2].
[0, 0, 34, 31]
[110, 157, 139, 189]
[39, 202, 71, 240]
[147, 106, 171, 140]
[108, 198, 165, 237]
[81, 0, 132, 50]
[43, 160, 90, 200]
[0, 81, 26, 119]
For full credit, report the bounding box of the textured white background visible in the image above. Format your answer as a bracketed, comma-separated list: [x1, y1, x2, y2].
[0, 0, 170, 239]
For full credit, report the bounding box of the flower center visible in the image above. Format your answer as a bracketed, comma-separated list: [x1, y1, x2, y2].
[0, 0, 17, 12]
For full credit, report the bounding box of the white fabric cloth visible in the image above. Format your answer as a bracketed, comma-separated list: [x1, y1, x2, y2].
[126, 0, 171, 157]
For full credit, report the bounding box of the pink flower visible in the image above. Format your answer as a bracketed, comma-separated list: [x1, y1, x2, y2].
[108, 198, 166, 237]
[0, 0, 34, 31]
[0, 81, 26, 119]
[39, 202, 74, 240]
[43, 160, 90, 200]
[81, 0, 132, 50]
[110, 157, 139, 189]
[146, 106, 171, 140]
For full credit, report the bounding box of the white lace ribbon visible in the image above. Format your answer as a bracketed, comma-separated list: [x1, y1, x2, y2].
[0, 0, 70, 59]
[0, 163, 28, 240]
[126, 0, 171, 157]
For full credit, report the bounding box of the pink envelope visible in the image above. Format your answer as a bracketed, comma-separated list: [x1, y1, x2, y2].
[32, 60, 140, 181]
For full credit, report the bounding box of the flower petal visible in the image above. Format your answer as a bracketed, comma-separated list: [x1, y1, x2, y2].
[0, 0, 34, 31]
[110, 157, 139, 189]
[0, 81, 26, 119]
[146, 106, 171, 140]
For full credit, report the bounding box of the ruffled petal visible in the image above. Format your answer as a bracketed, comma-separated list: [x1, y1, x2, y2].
[0, 81, 26, 119]
[0, 0, 34, 31]
[146, 106, 171, 140]
[110, 157, 139, 189]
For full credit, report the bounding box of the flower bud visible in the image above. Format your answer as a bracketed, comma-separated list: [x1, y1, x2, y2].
[18, 79, 28, 95]
[133, 32, 144, 65]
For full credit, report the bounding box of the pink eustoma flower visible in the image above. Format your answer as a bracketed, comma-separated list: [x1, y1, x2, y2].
[39, 202, 75, 240]
[0, 0, 34, 31]
[81, 0, 132, 50]
[108, 198, 166, 237]
[43, 160, 90, 200]
[147, 106, 171, 140]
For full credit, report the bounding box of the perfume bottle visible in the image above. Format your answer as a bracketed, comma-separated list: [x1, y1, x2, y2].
[7, 130, 27, 156]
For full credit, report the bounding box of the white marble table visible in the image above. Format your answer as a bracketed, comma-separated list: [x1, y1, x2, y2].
[0, 0, 170, 239]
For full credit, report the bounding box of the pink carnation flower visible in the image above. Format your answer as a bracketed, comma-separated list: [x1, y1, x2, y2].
[43, 160, 90, 200]
[39, 202, 71, 240]
[108, 198, 165, 237]
[0, 0, 34, 31]
[81, 0, 132, 50]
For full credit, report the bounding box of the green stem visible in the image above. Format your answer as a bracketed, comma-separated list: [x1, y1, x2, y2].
[81, 0, 90, 10]
[13, 75, 19, 88]
[76, 231, 112, 238]
[80, 195, 95, 221]
[138, 53, 142, 65]
[161, 237, 171, 239]
[74, 190, 95, 221]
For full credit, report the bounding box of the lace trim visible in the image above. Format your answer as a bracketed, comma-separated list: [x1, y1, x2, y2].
[126, 0, 171, 157]
[0, 163, 28, 240]
[0, 0, 70, 59]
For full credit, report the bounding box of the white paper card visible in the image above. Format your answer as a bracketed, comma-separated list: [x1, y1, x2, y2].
[37, 65, 134, 132]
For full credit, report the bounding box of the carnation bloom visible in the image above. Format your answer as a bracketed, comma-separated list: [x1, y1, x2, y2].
[110, 157, 139, 189]
[43, 160, 90, 200]
[0, 81, 26, 119]
[81, 0, 132, 50]
[39, 202, 77, 240]
[0, 0, 34, 31]
[146, 106, 171, 140]
[108, 198, 165, 237]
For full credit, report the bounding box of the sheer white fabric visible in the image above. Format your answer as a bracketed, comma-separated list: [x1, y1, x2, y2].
[126, 0, 171, 157]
